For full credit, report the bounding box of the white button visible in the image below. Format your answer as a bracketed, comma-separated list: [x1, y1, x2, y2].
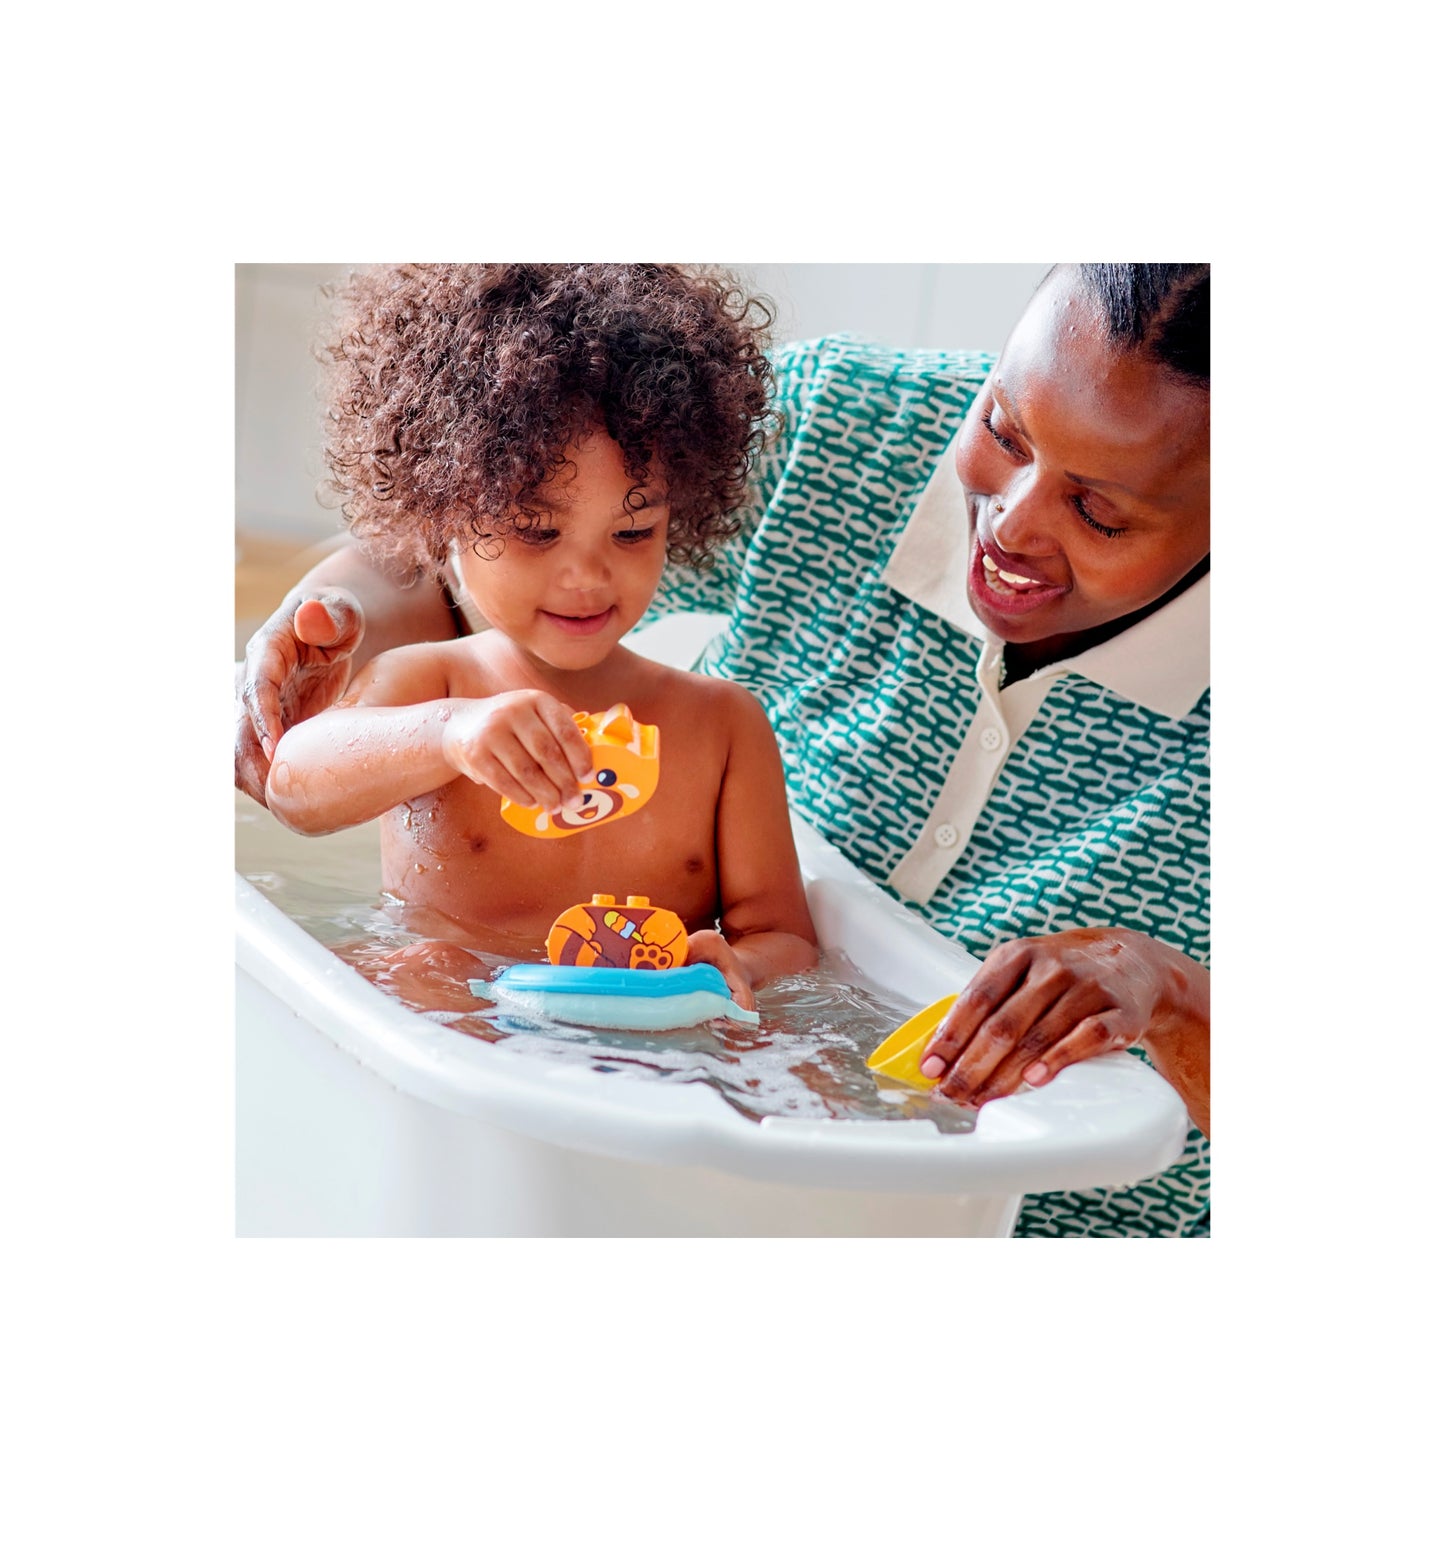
[933, 822, 959, 849]
[980, 726, 1003, 752]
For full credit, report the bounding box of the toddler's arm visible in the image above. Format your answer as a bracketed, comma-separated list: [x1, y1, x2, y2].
[693, 687, 818, 1005]
[236, 542, 462, 806]
[265, 644, 592, 835]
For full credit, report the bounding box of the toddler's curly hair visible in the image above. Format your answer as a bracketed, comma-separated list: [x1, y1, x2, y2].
[320, 263, 775, 575]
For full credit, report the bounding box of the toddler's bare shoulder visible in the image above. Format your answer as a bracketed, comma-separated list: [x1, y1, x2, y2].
[425, 631, 508, 694]
[344, 637, 454, 702]
[667, 670, 773, 742]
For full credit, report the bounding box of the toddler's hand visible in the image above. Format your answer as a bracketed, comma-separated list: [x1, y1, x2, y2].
[441, 690, 594, 811]
[684, 929, 757, 1012]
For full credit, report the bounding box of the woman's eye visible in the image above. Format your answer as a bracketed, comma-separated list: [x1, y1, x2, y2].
[1072, 496, 1125, 539]
[983, 414, 1024, 459]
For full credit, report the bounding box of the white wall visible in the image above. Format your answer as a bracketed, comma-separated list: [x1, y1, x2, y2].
[235, 263, 1046, 544]
[738, 262, 1046, 356]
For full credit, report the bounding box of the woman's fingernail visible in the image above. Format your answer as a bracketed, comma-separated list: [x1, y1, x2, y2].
[1024, 1063, 1049, 1086]
[920, 1055, 945, 1079]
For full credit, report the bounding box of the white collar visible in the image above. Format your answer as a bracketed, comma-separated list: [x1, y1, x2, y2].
[881, 430, 1209, 719]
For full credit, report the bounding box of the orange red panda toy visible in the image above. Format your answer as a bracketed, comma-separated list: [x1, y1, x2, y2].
[545, 896, 690, 970]
[499, 704, 660, 840]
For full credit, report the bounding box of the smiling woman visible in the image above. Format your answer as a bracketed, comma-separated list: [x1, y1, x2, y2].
[955, 265, 1210, 681]
[236, 261, 1212, 1238]
[652, 266, 1211, 1186]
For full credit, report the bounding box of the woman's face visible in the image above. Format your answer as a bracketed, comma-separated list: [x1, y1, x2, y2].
[954, 268, 1210, 651]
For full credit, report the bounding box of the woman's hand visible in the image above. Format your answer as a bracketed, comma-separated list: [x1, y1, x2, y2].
[236, 589, 367, 803]
[684, 929, 758, 1012]
[440, 690, 594, 812]
[918, 927, 1210, 1134]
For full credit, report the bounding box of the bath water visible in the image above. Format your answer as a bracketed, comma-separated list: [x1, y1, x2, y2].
[236, 797, 976, 1135]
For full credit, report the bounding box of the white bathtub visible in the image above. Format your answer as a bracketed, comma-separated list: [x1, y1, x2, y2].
[236, 811, 1188, 1237]
[236, 613, 1188, 1237]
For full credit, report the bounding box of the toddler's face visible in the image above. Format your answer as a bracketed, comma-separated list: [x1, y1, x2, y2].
[456, 431, 670, 671]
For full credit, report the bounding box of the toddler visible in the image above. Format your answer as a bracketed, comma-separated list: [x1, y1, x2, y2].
[266, 263, 818, 1007]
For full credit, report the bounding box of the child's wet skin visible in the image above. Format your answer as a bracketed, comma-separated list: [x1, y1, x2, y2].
[340, 434, 745, 946]
[265, 265, 818, 1014]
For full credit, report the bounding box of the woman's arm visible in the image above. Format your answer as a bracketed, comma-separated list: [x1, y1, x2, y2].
[688, 685, 818, 1007]
[286, 541, 461, 669]
[236, 541, 459, 804]
[917, 929, 1210, 1137]
[264, 643, 461, 833]
[1128, 944, 1210, 1135]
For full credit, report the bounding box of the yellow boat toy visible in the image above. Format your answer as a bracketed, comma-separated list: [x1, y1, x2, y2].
[866, 993, 960, 1091]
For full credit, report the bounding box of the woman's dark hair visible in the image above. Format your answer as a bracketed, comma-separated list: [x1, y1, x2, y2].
[1072, 263, 1209, 386]
[320, 263, 775, 575]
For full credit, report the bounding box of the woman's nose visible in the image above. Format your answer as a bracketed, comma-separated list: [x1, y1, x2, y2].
[991, 477, 1056, 559]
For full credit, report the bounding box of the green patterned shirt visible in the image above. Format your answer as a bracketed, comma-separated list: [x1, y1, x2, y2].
[648, 335, 1210, 1238]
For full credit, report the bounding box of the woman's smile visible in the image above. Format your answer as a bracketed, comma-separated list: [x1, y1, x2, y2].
[970, 509, 1069, 618]
[968, 528, 1070, 620]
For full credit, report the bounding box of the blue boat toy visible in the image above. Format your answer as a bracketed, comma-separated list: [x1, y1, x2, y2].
[469, 963, 758, 1031]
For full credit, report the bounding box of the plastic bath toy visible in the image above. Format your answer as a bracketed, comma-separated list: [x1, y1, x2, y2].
[546, 895, 689, 970]
[470, 964, 758, 1030]
[500, 704, 660, 839]
[866, 993, 960, 1091]
[471, 891, 756, 1030]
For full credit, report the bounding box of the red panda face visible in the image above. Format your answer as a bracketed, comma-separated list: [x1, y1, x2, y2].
[500, 704, 660, 839]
